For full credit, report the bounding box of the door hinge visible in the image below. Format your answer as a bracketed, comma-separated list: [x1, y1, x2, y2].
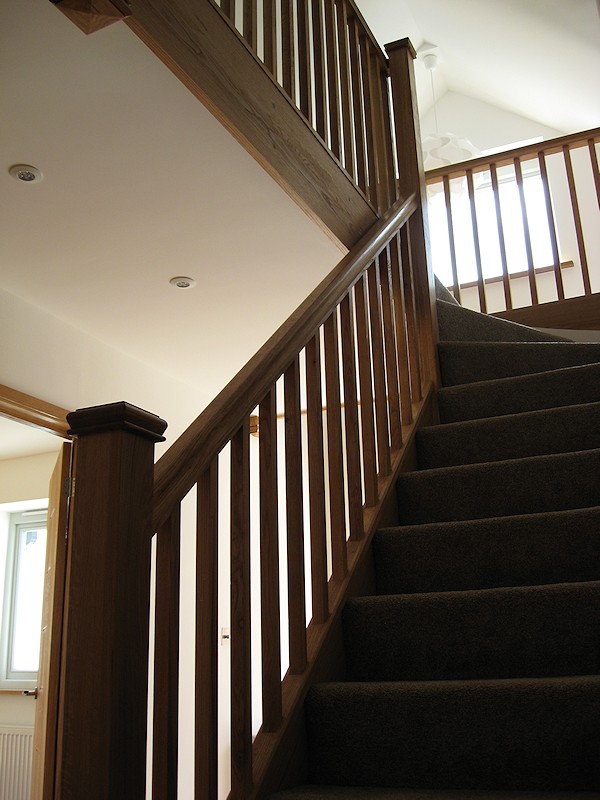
[63, 476, 75, 499]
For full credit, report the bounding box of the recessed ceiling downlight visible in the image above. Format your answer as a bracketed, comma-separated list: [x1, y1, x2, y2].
[169, 276, 196, 289]
[9, 164, 43, 183]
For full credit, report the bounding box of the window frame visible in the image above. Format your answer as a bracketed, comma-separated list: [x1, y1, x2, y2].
[0, 507, 48, 690]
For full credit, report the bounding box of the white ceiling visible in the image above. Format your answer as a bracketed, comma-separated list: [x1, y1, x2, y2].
[0, 416, 62, 461]
[1, 0, 599, 460]
[356, 0, 600, 134]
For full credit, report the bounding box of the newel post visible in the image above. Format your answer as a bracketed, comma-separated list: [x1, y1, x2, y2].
[386, 38, 440, 388]
[56, 402, 167, 800]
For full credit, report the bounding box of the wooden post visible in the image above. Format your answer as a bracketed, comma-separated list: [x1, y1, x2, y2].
[386, 38, 440, 388]
[56, 402, 167, 800]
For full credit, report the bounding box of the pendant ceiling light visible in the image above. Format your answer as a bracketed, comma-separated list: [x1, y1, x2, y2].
[420, 50, 481, 172]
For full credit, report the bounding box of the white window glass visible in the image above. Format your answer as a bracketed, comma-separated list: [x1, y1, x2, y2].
[0, 508, 48, 687]
[10, 524, 47, 673]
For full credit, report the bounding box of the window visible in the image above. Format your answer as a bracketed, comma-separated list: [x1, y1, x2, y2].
[0, 508, 48, 689]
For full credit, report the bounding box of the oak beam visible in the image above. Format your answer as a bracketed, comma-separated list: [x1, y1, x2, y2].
[50, 0, 131, 35]
[124, 0, 377, 249]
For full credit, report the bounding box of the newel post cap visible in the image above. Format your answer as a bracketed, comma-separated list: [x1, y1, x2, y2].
[67, 401, 167, 442]
[384, 38, 417, 60]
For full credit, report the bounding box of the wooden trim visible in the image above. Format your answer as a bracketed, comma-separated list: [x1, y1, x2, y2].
[153, 194, 417, 532]
[125, 0, 377, 249]
[0, 384, 70, 438]
[493, 291, 600, 331]
[425, 127, 600, 182]
[448, 261, 574, 293]
[50, 0, 131, 35]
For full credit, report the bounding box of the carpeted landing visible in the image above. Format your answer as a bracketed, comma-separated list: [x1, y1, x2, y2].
[269, 303, 600, 800]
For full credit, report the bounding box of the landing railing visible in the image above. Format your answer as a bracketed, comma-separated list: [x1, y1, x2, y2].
[210, 0, 396, 214]
[425, 128, 600, 316]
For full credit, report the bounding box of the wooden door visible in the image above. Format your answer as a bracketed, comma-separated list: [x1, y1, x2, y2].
[31, 443, 72, 800]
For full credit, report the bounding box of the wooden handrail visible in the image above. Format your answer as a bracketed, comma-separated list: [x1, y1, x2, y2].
[425, 127, 600, 181]
[153, 192, 417, 531]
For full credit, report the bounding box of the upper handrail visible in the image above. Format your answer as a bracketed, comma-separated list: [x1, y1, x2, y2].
[153, 191, 417, 531]
[425, 126, 600, 181]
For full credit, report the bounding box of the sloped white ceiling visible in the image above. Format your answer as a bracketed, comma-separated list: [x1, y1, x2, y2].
[357, 0, 600, 134]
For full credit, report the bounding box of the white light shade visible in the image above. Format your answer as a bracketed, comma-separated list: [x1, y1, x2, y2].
[422, 132, 482, 171]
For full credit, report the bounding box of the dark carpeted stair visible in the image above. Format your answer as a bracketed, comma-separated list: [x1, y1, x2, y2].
[270, 299, 600, 800]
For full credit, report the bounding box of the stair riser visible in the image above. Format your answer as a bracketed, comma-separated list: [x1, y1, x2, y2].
[438, 363, 600, 422]
[417, 402, 600, 469]
[438, 342, 600, 387]
[307, 679, 600, 791]
[374, 508, 600, 594]
[344, 582, 600, 681]
[396, 450, 600, 525]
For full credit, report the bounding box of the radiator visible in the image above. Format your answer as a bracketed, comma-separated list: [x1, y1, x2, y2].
[0, 726, 34, 800]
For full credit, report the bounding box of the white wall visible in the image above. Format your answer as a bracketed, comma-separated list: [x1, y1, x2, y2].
[0, 289, 211, 457]
[420, 90, 563, 154]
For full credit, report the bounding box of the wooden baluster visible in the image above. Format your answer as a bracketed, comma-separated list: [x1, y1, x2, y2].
[335, 0, 356, 178]
[243, 0, 257, 49]
[339, 292, 364, 541]
[323, 312, 348, 580]
[263, 0, 277, 76]
[399, 224, 423, 402]
[230, 419, 252, 797]
[589, 138, 600, 210]
[378, 249, 402, 451]
[386, 38, 440, 388]
[220, 0, 236, 25]
[348, 16, 368, 195]
[442, 174, 461, 304]
[366, 260, 391, 476]
[153, 508, 181, 800]
[538, 152, 564, 301]
[378, 64, 398, 205]
[365, 44, 394, 212]
[466, 168, 487, 313]
[281, 0, 296, 102]
[312, 0, 327, 141]
[259, 389, 283, 731]
[514, 157, 539, 306]
[284, 358, 308, 673]
[359, 35, 380, 208]
[57, 403, 167, 800]
[297, 0, 312, 120]
[196, 460, 219, 799]
[324, 0, 342, 158]
[563, 144, 592, 295]
[305, 335, 330, 616]
[489, 164, 513, 310]
[354, 275, 378, 506]
[389, 232, 413, 425]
